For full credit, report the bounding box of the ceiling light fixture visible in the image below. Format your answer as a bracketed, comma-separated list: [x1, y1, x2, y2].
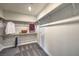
[28, 6, 32, 12]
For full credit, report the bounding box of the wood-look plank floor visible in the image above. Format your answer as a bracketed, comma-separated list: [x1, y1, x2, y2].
[0, 43, 48, 56]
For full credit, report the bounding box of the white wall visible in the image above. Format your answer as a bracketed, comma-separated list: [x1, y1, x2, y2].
[3, 11, 36, 22]
[0, 9, 4, 18]
[40, 21, 79, 56]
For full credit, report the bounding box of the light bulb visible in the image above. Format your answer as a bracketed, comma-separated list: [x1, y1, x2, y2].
[28, 6, 31, 11]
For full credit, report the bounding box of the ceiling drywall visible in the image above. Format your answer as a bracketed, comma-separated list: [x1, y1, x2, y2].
[0, 3, 48, 17]
[3, 11, 37, 22]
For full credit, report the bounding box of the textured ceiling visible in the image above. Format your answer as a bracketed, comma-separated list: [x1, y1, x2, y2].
[0, 3, 48, 16]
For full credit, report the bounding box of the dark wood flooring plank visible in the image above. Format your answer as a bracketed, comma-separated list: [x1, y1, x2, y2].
[0, 43, 48, 56]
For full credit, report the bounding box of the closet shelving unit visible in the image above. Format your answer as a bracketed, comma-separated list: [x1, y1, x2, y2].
[0, 17, 37, 50]
[0, 19, 37, 38]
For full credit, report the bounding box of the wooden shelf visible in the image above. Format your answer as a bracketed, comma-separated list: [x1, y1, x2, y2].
[2, 32, 37, 37]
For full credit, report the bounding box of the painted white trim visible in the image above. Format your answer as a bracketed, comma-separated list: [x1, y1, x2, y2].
[40, 15, 79, 27]
[3, 41, 38, 49]
[18, 41, 38, 46]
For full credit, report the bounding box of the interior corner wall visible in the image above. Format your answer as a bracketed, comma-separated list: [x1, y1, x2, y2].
[44, 23, 79, 56]
[38, 3, 79, 56]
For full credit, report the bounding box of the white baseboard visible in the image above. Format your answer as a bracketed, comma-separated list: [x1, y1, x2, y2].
[18, 41, 38, 46]
[4, 41, 38, 49]
[2, 41, 51, 56]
